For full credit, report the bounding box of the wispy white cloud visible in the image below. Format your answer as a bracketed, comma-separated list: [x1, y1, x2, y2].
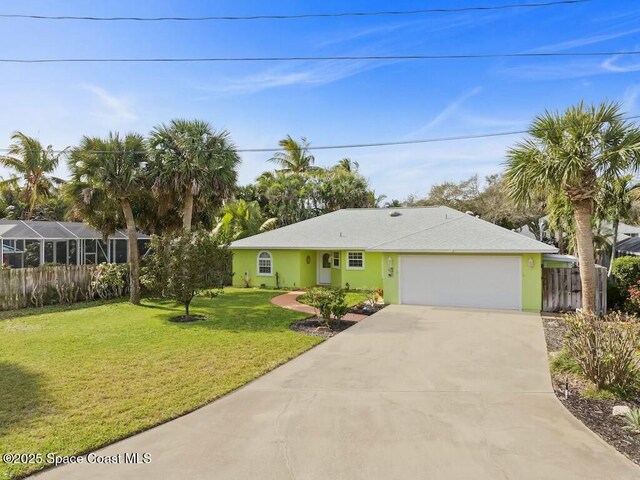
[531, 28, 640, 53]
[406, 87, 483, 137]
[80, 84, 138, 123]
[315, 22, 411, 48]
[193, 60, 386, 96]
[623, 84, 640, 113]
[601, 54, 640, 73]
[498, 59, 614, 81]
[346, 134, 516, 199]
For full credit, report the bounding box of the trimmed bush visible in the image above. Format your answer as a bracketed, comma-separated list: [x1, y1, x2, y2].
[610, 256, 640, 311]
[301, 287, 348, 328]
[91, 263, 128, 300]
[563, 311, 640, 391]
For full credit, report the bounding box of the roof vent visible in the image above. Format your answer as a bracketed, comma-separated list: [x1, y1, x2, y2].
[389, 211, 402, 217]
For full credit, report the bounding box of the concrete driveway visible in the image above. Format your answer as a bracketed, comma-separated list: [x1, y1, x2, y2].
[34, 305, 638, 479]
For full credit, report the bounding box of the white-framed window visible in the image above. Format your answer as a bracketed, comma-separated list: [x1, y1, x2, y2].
[346, 251, 365, 270]
[257, 251, 273, 276]
[333, 251, 340, 268]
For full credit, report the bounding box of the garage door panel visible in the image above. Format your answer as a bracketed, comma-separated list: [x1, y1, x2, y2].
[399, 255, 521, 310]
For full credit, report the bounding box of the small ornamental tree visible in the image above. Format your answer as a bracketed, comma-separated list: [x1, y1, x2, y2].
[142, 230, 231, 319]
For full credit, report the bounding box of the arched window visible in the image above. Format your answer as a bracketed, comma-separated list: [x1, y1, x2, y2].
[257, 251, 273, 276]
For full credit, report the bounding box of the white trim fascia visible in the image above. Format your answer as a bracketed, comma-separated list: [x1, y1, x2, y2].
[366, 248, 558, 253]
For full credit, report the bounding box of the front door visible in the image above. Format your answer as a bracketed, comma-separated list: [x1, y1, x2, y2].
[318, 252, 332, 285]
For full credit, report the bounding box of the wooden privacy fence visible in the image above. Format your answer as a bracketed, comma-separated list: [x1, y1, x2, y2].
[0, 265, 99, 310]
[542, 266, 607, 315]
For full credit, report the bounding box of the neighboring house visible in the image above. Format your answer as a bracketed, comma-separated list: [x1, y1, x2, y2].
[615, 236, 640, 257]
[0, 219, 150, 268]
[542, 253, 578, 268]
[230, 207, 557, 312]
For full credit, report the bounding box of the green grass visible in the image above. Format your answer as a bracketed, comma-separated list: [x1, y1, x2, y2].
[0, 289, 321, 479]
[550, 349, 583, 376]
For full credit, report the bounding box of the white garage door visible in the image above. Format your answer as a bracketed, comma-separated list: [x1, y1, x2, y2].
[399, 255, 522, 310]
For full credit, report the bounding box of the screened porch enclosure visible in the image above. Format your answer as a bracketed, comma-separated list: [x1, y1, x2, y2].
[0, 220, 150, 268]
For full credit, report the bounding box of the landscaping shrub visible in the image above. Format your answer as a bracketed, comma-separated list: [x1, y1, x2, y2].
[141, 230, 232, 319]
[91, 263, 128, 300]
[610, 256, 640, 311]
[623, 408, 640, 434]
[362, 288, 384, 307]
[563, 311, 640, 391]
[302, 287, 348, 328]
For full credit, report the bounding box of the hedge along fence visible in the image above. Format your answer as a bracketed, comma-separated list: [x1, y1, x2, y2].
[0, 264, 128, 311]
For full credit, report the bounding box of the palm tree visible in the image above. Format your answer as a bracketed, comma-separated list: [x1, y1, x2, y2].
[504, 102, 640, 313]
[595, 175, 640, 275]
[68, 133, 147, 305]
[269, 135, 315, 173]
[336, 158, 359, 172]
[546, 191, 574, 254]
[0, 132, 65, 218]
[148, 119, 240, 231]
[385, 199, 404, 208]
[213, 199, 277, 241]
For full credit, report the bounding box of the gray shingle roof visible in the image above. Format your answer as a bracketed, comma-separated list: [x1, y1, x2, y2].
[616, 236, 640, 255]
[231, 207, 557, 253]
[0, 220, 150, 240]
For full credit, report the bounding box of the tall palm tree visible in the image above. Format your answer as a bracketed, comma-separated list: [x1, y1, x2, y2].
[213, 199, 277, 241]
[595, 174, 640, 275]
[269, 135, 316, 173]
[504, 102, 640, 313]
[148, 119, 240, 231]
[0, 132, 65, 218]
[67, 133, 147, 305]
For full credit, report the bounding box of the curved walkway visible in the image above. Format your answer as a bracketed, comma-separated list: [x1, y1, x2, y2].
[270, 290, 368, 321]
[34, 306, 638, 479]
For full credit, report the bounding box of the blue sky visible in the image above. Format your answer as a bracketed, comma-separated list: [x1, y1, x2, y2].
[0, 0, 639, 199]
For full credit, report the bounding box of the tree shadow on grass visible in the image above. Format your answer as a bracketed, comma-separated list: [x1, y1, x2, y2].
[0, 298, 126, 322]
[136, 290, 308, 333]
[0, 362, 47, 436]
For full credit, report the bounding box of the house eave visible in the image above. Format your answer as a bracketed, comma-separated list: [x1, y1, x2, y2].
[230, 245, 558, 254]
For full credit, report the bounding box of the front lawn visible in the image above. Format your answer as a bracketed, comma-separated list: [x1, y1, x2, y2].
[0, 289, 320, 479]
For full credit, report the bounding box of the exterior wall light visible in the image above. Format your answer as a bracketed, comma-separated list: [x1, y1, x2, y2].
[528, 257, 534, 269]
[387, 256, 394, 277]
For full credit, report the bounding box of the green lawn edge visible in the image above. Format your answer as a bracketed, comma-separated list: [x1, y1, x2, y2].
[0, 289, 322, 479]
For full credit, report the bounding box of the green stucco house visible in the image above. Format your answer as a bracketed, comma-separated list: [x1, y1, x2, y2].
[230, 207, 557, 312]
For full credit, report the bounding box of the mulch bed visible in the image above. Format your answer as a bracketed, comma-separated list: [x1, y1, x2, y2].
[552, 376, 640, 464]
[542, 315, 640, 465]
[348, 303, 387, 316]
[290, 317, 357, 338]
[170, 314, 207, 323]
